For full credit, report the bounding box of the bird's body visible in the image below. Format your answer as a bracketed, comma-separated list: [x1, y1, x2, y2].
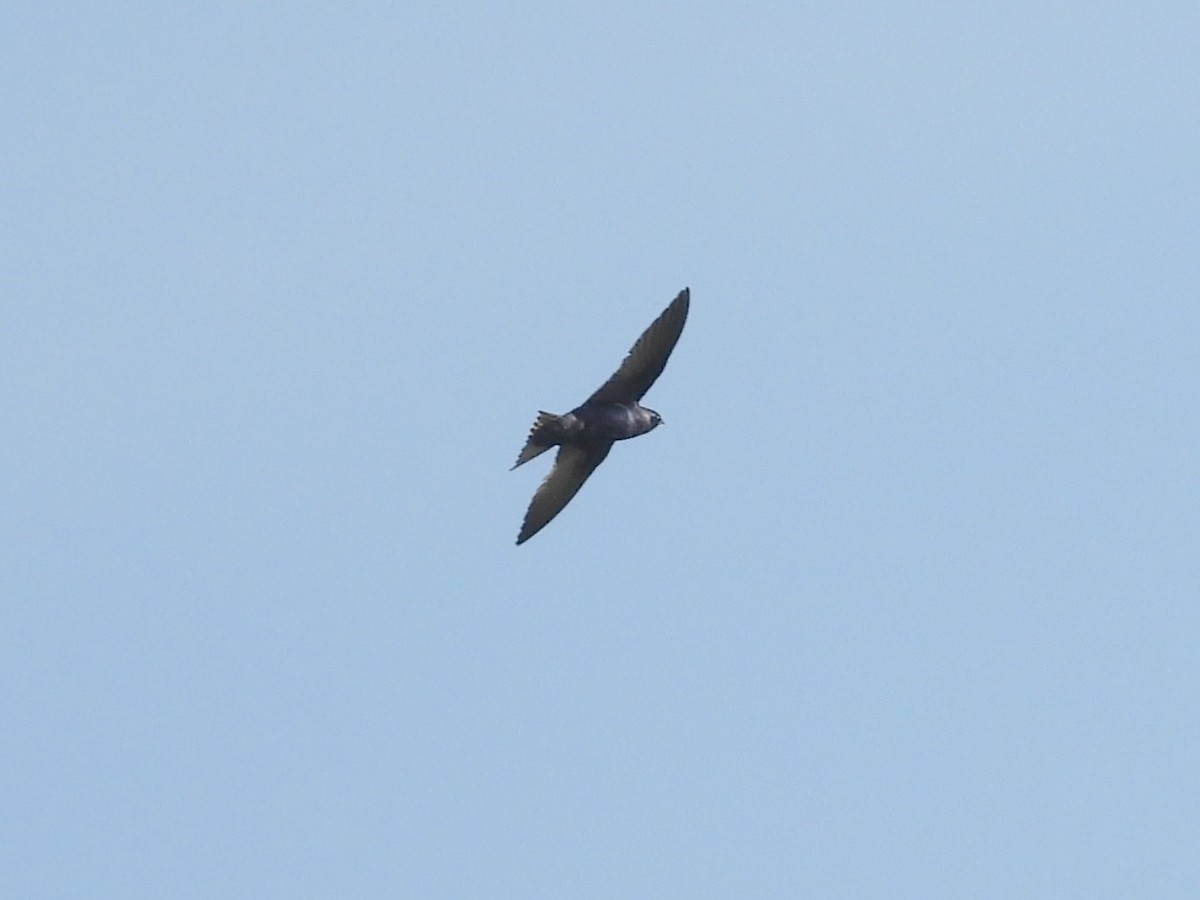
[567, 402, 661, 442]
[512, 288, 690, 544]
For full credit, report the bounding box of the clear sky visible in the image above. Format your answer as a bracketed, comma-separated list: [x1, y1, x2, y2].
[4, 3, 1197, 897]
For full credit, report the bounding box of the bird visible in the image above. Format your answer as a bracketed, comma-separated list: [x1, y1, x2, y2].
[512, 288, 690, 545]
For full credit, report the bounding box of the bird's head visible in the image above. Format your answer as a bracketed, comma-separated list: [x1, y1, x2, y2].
[646, 409, 663, 429]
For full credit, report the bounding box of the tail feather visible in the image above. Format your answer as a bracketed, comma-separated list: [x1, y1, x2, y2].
[511, 412, 560, 469]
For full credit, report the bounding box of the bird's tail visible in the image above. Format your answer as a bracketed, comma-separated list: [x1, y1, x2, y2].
[511, 411, 562, 469]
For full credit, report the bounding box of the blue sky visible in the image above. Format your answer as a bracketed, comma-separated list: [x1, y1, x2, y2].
[3, 3, 1198, 897]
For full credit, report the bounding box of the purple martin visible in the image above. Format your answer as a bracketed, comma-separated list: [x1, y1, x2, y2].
[512, 288, 690, 545]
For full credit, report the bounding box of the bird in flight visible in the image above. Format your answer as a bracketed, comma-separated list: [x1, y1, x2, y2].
[512, 288, 690, 545]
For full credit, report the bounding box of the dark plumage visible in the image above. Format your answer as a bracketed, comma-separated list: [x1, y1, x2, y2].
[512, 288, 690, 544]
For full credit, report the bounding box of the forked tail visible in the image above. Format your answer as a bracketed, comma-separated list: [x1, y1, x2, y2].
[511, 411, 563, 469]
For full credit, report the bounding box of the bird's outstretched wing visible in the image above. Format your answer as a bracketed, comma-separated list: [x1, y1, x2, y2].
[586, 288, 689, 404]
[516, 442, 613, 544]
